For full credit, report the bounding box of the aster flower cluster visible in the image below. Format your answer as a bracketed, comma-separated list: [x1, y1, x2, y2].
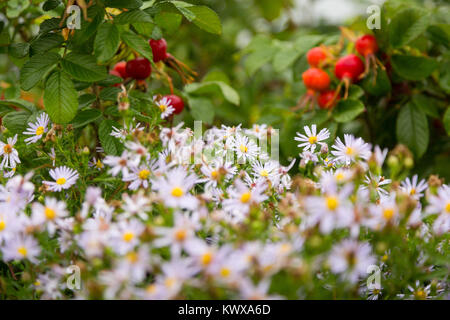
[0, 119, 448, 300]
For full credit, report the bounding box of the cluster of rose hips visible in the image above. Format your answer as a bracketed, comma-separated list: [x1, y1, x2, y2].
[300, 34, 379, 110]
[109, 38, 187, 115]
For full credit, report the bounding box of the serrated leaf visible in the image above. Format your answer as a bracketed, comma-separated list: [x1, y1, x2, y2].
[389, 8, 431, 48]
[43, 0, 60, 11]
[20, 52, 60, 90]
[30, 33, 64, 54]
[104, 0, 143, 9]
[99, 119, 122, 155]
[61, 52, 107, 82]
[391, 55, 438, 81]
[154, 12, 182, 35]
[44, 71, 78, 124]
[71, 109, 102, 129]
[94, 22, 120, 63]
[121, 31, 153, 61]
[9, 43, 29, 58]
[245, 46, 277, 76]
[412, 94, 439, 118]
[2, 110, 32, 133]
[444, 107, 450, 136]
[362, 68, 391, 96]
[0, 99, 36, 113]
[396, 103, 429, 157]
[188, 97, 214, 124]
[273, 46, 301, 72]
[78, 94, 97, 109]
[333, 99, 365, 123]
[99, 87, 121, 101]
[114, 9, 153, 24]
[188, 5, 222, 35]
[185, 81, 239, 105]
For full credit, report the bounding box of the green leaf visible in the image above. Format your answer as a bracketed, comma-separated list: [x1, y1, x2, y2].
[71, 109, 102, 129]
[154, 12, 182, 35]
[8, 43, 29, 58]
[43, 0, 60, 11]
[185, 81, 239, 105]
[114, 9, 153, 24]
[30, 33, 64, 54]
[121, 31, 153, 61]
[273, 45, 301, 72]
[362, 68, 391, 96]
[103, 0, 143, 9]
[412, 94, 439, 118]
[347, 85, 364, 100]
[391, 55, 438, 81]
[61, 52, 107, 82]
[78, 94, 97, 109]
[443, 107, 450, 136]
[44, 71, 78, 124]
[94, 23, 120, 63]
[99, 87, 121, 101]
[99, 119, 122, 155]
[20, 52, 60, 90]
[188, 5, 222, 35]
[245, 46, 277, 76]
[188, 97, 214, 124]
[389, 8, 431, 47]
[2, 110, 32, 133]
[333, 99, 365, 123]
[396, 103, 429, 158]
[0, 99, 36, 113]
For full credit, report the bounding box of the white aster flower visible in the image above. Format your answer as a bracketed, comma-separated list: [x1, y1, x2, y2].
[328, 240, 375, 283]
[32, 197, 68, 236]
[294, 124, 330, 152]
[400, 175, 428, 200]
[23, 113, 50, 144]
[331, 134, 371, 165]
[2, 235, 41, 264]
[0, 134, 20, 169]
[43, 166, 78, 192]
[154, 96, 175, 119]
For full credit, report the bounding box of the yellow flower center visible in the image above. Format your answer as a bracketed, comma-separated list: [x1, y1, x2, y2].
[382, 254, 388, 262]
[240, 192, 251, 203]
[410, 188, 416, 195]
[3, 144, 12, 154]
[138, 169, 150, 180]
[159, 104, 167, 112]
[146, 284, 157, 293]
[383, 208, 395, 220]
[211, 170, 218, 179]
[201, 252, 213, 266]
[308, 136, 318, 144]
[96, 159, 103, 169]
[44, 207, 56, 220]
[325, 196, 339, 211]
[260, 170, 269, 177]
[239, 144, 248, 153]
[17, 246, 27, 257]
[336, 172, 345, 181]
[174, 229, 187, 242]
[445, 202, 450, 213]
[126, 252, 138, 263]
[165, 277, 175, 288]
[171, 187, 184, 197]
[122, 232, 134, 242]
[35, 126, 45, 136]
[56, 177, 66, 185]
[415, 289, 426, 300]
[0, 220, 5, 231]
[345, 147, 354, 156]
[220, 268, 231, 278]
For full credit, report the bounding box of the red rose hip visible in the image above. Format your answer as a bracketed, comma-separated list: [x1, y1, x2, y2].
[149, 38, 168, 63]
[318, 90, 339, 109]
[164, 94, 184, 115]
[355, 35, 378, 57]
[334, 54, 364, 83]
[307, 47, 327, 67]
[302, 68, 330, 92]
[126, 58, 152, 80]
[112, 61, 128, 79]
